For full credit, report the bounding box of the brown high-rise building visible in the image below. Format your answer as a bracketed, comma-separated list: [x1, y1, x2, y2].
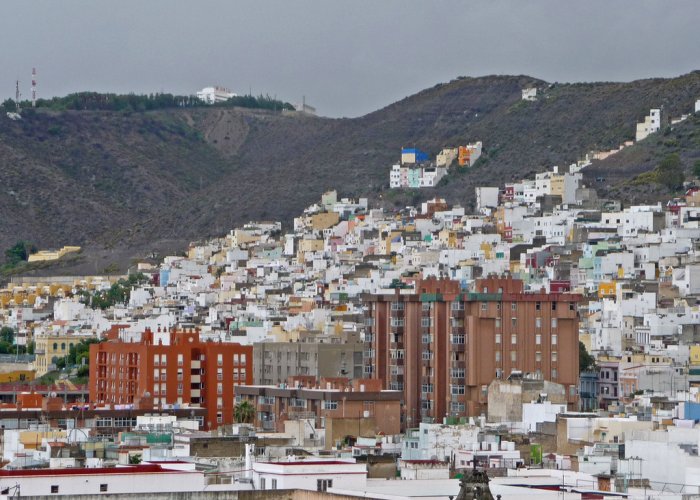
[89, 328, 253, 430]
[363, 276, 580, 426]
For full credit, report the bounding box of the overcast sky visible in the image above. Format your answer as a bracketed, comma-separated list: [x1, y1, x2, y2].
[1, 1, 699, 117]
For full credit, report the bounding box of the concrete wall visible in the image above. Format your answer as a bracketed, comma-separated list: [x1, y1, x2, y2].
[18, 491, 361, 500]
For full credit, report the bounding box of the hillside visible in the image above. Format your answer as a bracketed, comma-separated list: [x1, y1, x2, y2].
[2, 72, 700, 271]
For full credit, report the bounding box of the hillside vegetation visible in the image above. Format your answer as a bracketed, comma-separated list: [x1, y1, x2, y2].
[2, 72, 700, 269]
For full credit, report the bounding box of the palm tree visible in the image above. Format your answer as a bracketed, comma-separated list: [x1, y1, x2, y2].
[234, 400, 255, 424]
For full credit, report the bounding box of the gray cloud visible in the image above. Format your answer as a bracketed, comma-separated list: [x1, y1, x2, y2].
[1, 0, 698, 117]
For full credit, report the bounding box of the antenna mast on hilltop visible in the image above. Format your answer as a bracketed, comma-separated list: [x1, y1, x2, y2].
[31, 67, 37, 107]
[15, 80, 21, 111]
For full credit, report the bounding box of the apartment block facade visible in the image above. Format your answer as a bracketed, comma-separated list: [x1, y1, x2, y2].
[363, 276, 580, 426]
[253, 331, 364, 385]
[89, 328, 253, 429]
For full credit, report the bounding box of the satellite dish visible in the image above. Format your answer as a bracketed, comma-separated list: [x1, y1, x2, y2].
[143, 391, 151, 398]
[49, 391, 57, 398]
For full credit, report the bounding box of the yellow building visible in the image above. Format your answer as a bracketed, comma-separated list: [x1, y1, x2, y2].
[310, 212, 340, 230]
[550, 174, 565, 197]
[691, 346, 700, 366]
[27, 246, 81, 263]
[34, 334, 86, 376]
[598, 281, 616, 298]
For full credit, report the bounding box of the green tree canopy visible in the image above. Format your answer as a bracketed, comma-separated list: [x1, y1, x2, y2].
[4, 241, 37, 266]
[579, 341, 595, 373]
[234, 400, 255, 424]
[693, 160, 700, 179]
[657, 153, 684, 191]
[0, 327, 15, 344]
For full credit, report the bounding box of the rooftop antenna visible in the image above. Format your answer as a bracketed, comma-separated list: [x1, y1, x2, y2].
[15, 80, 21, 111]
[31, 67, 37, 108]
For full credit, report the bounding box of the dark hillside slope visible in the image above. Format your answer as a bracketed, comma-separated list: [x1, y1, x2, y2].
[583, 112, 700, 204]
[1, 72, 700, 262]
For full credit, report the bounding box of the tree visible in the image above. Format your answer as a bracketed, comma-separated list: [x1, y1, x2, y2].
[4, 241, 37, 266]
[1, 98, 16, 112]
[579, 341, 595, 373]
[234, 400, 255, 424]
[0, 327, 15, 345]
[657, 153, 684, 191]
[693, 160, 700, 179]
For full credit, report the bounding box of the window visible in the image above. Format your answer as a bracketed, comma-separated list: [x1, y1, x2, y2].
[450, 385, 465, 395]
[451, 334, 465, 344]
[451, 402, 465, 412]
[421, 399, 433, 410]
[535, 352, 541, 362]
[317, 479, 333, 492]
[240, 354, 246, 365]
[569, 302, 575, 311]
[420, 317, 430, 328]
[552, 334, 558, 346]
[100, 484, 108, 492]
[535, 301, 541, 311]
[495, 318, 501, 328]
[422, 384, 434, 394]
[217, 354, 223, 366]
[261, 478, 266, 490]
[511, 318, 517, 328]
[495, 334, 501, 344]
[451, 368, 465, 378]
[322, 400, 339, 410]
[535, 334, 541, 345]
[552, 302, 557, 311]
[481, 302, 488, 311]
[422, 350, 433, 360]
[511, 334, 517, 345]
[535, 317, 542, 328]
[422, 334, 432, 344]
[511, 303, 517, 311]
[552, 351, 558, 362]
[551, 369, 558, 379]
[271, 479, 277, 490]
[391, 302, 405, 310]
[495, 351, 501, 362]
[510, 351, 517, 362]
[551, 318, 558, 328]
[422, 302, 431, 311]
[51, 485, 59, 494]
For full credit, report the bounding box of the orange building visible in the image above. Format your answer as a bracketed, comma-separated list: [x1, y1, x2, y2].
[89, 328, 252, 429]
[364, 276, 581, 426]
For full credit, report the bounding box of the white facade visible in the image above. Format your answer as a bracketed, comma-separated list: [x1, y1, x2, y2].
[0, 465, 208, 497]
[475, 187, 500, 212]
[252, 459, 366, 492]
[196, 86, 236, 104]
[635, 108, 661, 141]
[522, 88, 537, 101]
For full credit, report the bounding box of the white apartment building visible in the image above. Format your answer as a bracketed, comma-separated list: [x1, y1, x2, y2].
[635, 108, 661, 141]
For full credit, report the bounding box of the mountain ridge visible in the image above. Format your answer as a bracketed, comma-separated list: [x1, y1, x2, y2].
[2, 71, 700, 270]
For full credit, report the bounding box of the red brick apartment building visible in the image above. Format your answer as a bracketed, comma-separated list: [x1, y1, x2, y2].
[363, 276, 581, 426]
[89, 328, 252, 429]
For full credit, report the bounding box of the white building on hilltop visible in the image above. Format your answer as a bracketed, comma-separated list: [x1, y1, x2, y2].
[635, 108, 661, 141]
[196, 86, 236, 104]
